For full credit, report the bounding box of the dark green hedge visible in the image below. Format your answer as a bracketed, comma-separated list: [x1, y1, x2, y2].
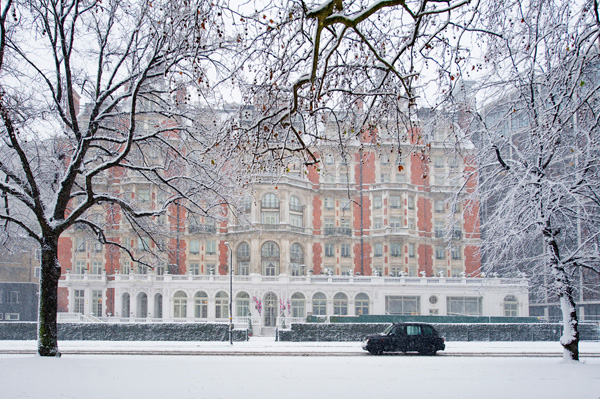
[0, 322, 248, 341]
[278, 322, 600, 342]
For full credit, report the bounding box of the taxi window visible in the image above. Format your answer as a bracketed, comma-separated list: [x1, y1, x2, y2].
[421, 325, 433, 336]
[406, 325, 421, 336]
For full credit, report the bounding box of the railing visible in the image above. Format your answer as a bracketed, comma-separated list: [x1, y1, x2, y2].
[57, 312, 105, 323]
[189, 224, 217, 234]
[324, 227, 352, 237]
[63, 272, 527, 287]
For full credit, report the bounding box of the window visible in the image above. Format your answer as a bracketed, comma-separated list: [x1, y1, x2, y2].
[76, 238, 86, 252]
[435, 200, 444, 213]
[215, 291, 229, 319]
[137, 188, 150, 202]
[433, 156, 444, 169]
[503, 295, 518, 317]
[261, 193, 280, 209]
[325, 243, 335, 257]
[373, 196, 382, 210]
[390, 216, 402, 230]
[74, 260, 86, 274]
[451, 246, 462, 260]
[207, 264, 216, 275]
[74, 290, 85, 314]
[381, 153, 390, 165]
[408, 218, 415, 230]
[138, 237, 150, 251]
[408, 196, 415, 210]
[5, 313, 19, 321]
[435, 221, 445, 237]
[324, 153, 334, 165]
[237, 243, 250, 276]
[290, 213, 303, 227]
[190, 240, 200, 255]
[390, 242, 402, 257]
[261, 242, 280, 276]
[355, 293, 370, 316]
[408, 243, 415, 258]
[190, 263, 200, 275]
[312, 293, 327, 316]
[291, 293, 306, 318]
[91, 290, 103, 317]
[324, 218, 334, 229]
[374, 243, 383, 257]
[390, 195, 401, 209]
[385, 296, 420, 315]
[206, 241, 216, 255]
[341, 243, 351, 258]
[333, 293, 348, 315]
[324, 197, 334, 210]
[91, 261, 102, 275]
[447, 296, 483, 316]
[261, 211, 279, 225]
[380, 173, 390, 183]
[6, 291, 19, 304]
[241, 196, 252, 213]
[290, 243, 305, 276]
[173, 291, 187, 318]
[236, 292, 251, 317]
[194, 291, 208, 318]
[435, 246, 446, 260]
[390, 265, 403, 276]
[374, 217, 382, 230]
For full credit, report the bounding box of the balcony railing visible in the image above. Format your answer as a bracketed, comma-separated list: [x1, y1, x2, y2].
[324, 227, 352, 237]
[189, 224, 216, 234]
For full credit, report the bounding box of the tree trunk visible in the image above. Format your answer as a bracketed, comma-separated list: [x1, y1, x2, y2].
[37, 237, 62, 357]
[544, 226, 579, 361]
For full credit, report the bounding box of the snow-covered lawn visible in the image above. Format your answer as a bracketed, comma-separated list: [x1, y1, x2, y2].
[1, 339, 599, 398]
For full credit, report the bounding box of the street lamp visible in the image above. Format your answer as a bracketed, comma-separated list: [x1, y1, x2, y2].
[224, 241, 233, 345]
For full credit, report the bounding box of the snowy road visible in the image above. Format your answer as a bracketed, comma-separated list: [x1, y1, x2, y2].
[1, 351, 599, 399]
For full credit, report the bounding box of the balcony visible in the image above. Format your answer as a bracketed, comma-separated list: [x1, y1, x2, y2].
[189, 224, 216, 234]
[324, 227, 352, 237]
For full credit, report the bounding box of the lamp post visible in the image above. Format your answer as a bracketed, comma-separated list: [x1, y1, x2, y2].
[224, 241, 233, 345]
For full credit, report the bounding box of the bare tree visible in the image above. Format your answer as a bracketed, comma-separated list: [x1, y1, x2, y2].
[455, 0, 600, 361]
[220, 0, 476, 168]
[0, 0, 234, 356]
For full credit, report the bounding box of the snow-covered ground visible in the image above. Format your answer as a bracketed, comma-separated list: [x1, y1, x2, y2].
[1, 339, 599, 398]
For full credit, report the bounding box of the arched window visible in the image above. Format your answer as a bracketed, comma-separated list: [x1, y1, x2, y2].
[173, 291, 187, 319]
[290, 243, 305, 276]
[289, 196, 304, 228]
[215, 291, 229, 319]
[291, 292, 306, 318]
[503, 295, 518, 317]
[236, 292, 251, 317]
[136, 292, 148, 318]
[154, 293, 163, 319]
[261, 193, 280, 209]
[194, 291, 208, 319]
[261, 241, 280, 276]
[355, 293, 370, 316]
[333, 293, 348, 315]
[121, 293, 130, 317]
[312, 292, 327, 316]
[237, 242, 250, 276]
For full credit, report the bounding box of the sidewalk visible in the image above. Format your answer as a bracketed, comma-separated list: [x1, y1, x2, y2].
[1, 338, 600, 356]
